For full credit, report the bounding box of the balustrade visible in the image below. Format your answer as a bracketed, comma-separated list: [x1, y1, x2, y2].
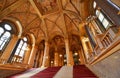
[88, 26, 120, 63]
[11, 55, 22, 64]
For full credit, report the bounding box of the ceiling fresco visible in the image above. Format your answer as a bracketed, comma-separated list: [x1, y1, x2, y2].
[34, 0, 59, 15]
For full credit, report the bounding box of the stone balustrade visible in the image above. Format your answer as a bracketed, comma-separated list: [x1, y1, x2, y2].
[88, 26, 120, 64]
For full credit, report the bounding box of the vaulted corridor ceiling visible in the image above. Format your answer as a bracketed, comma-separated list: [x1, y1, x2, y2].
[0, 0, 93, 58]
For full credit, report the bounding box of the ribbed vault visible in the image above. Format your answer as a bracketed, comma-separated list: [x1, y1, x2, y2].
[0, 0, 93, 65]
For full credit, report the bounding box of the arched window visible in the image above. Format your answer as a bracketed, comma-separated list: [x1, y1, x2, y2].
[95, 10, 112, 29]
[12, 37, 28, 63]
[93, 1, 97, 9]
[93, 1, 113, 30]
[0, 24, 12, 51]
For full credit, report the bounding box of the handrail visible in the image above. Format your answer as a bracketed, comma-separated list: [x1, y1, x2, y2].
[0, 58, 31, 70]
[88, 26, 120, 64]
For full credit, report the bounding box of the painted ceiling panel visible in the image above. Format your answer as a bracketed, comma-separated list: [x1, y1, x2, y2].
[33, 0, 59, 15]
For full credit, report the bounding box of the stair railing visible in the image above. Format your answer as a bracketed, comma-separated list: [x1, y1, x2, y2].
[88, 26, 120, 64]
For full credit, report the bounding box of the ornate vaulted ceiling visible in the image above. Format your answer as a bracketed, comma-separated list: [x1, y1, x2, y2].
[0, 0, 92, 52]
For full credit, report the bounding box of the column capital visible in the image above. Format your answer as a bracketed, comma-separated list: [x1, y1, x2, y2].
[45, 41, 49, 46]
[64, 38, 69, 43]
[32, 45, 38, 49]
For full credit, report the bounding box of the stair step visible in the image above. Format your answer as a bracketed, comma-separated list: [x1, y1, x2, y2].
[53, 66, 73, 78]
[9, 65, 98, 78]
[73, 65, 97, 78]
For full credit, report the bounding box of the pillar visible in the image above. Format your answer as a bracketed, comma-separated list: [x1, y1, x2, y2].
[81, 37, 89, 61]
[85, 25, 96, 48]
[58, 54, 63, 66]
[34, 51, 40, 68]
[46, 55, 50, 67]
[69, 51, 74, 65]
[54, 52, 59, 66]
[41, 41, 49, 67]
[65, 39, 74, 66]
[0, 35, 19, 63]
[39, 50, 44, 67]
[78, 50, 85, 64]
[28, 45, 38, 67]
[23, 45, 31, 64]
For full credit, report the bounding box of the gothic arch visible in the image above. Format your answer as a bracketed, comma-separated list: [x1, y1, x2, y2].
[2, 17, 22, 37]
[49, 31, 64, 42]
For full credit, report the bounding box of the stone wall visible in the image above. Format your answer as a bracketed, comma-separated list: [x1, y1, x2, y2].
[87, 50, 120, 78]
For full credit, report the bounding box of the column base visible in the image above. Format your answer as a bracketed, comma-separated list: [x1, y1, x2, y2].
[67, 63, 73, 66]
[41, 65, 45, 68]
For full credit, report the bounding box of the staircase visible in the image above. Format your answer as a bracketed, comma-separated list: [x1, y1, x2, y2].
[73, 65, 97, 78]
[9, 65, 98, 78]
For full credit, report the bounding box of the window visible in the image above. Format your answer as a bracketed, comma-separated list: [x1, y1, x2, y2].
[14, 37, 28, 62]
[93, 1, 97, 8]
[95, 10, 112, 29]
[0, 24, 12, 51]
[102, 18, 109, 28]
[96, 10, 100, 16]
[98, 13, 104, 22]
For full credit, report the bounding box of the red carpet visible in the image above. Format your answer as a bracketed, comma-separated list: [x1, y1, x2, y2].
[73, 65, 97, 78]
[8, 65, 97, 78]
[31, 66, 62, 78]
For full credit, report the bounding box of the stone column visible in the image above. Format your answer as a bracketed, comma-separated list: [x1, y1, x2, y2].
[85, 25, 96, 48]
[58, 54, 63, 66]
[28, 45, 38, 67]
[0, 35, 19, 63]
[39, 50, 44, 67]
[78, 50, 85, 64]
[46, 55, 50, 67]
[34, 51, 40, 68]
[54, 52, 59, 66]
[23, 45, 31, 64]
[41, 41, 49, 67]
[87, 41, 93, 54]
[69, 51, 74, 65]
[65, 39, 73, 66]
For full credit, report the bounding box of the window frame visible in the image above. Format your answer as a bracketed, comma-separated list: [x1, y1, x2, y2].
[95, 10, 112, 29]
[0, 23, 12, 51]
[14, 37, 28, 62]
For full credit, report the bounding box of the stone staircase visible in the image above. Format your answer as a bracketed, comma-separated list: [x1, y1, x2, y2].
[8, 65, 98, 78]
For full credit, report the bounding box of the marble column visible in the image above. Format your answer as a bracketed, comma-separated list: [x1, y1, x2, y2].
[85, 25, 96, 48]
[0, 35, 19, 63]
[69, 51, 74, 65]
[28, 45, 38, 67]
[23, 45, 31, 64]
[41, 41, 49, 67]
[54, 52, 59, 66]
[58, 54, 63, 66]
[34, 51, 40, 68]
[46, 54, 50, 67]
[39, 50, 44, 67]
[78, 50, 85, 64]
[65, 39, 73, 66]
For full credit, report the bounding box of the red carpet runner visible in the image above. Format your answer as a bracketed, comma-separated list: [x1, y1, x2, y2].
[31, 66, 61, 78]
[73, 65, 97, 78]
[8, 65, 97, 78]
